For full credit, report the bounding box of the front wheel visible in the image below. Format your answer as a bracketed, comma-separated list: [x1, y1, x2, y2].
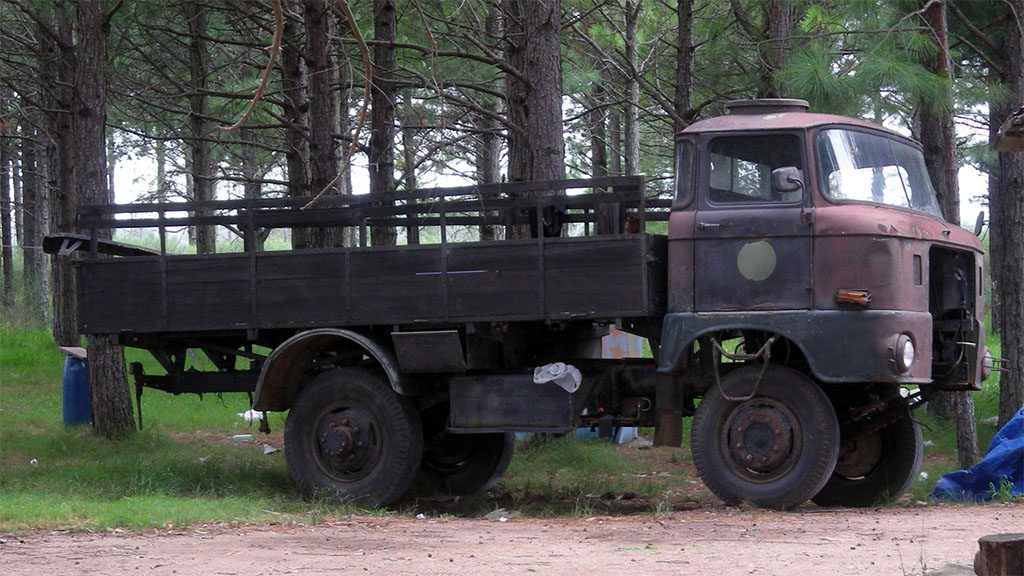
[284, 368, 423, 507]
[811, 407, 923, 507]
[691, 365, 840, 510]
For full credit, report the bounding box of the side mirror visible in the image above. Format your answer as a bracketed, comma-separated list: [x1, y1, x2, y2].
[974, 210, 986, 237]
[771, 166, 803, 193]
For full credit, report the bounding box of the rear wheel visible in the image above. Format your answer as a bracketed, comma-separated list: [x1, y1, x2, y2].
[284, 368, 422, 507]
[691, 365, 839, 510]
[812, 408, 922, 507]
[418, 403, 514, 494]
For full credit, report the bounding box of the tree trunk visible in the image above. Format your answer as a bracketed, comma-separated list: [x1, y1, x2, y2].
[623, 0, 640, 175]
[304, 0, 342, 248]
[994, 0, 1024, 427]
[608, 71, 622, 177]
[280, 0, 310, 250]
[186, 0, 216, 254]
[919, 1, 960, 226]
[369, 0, 398, 247]
[758, 0, 800, 98]
[155, 139, 168, 202]
[13, 152, 22, 249]
[332, 10, 354, 248]
[503, 0, 565, 239]
[1, 119, 13, 309]
[20, 121, 46, 325]
[675, 0, 694, 133]
[400, 106, 418, 245]
[74, 0, 134, 439]
[477, 3, 502, 242]
[476, 104, 502, 242]
[239, 128, 265, 251]
[917, 0, 978, 466]
[43, 11, 78, 345]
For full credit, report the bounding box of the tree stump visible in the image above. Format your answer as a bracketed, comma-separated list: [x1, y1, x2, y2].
[974, 533, 1024, 576]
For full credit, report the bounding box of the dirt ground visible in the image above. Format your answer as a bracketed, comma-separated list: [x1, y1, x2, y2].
[3, 504, 1021, 576]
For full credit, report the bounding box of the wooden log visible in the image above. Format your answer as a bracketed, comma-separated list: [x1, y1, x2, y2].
[974, 533, 1024, 576]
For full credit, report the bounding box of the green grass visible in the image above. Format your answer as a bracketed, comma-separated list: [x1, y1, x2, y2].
[0, 326, 348, 531]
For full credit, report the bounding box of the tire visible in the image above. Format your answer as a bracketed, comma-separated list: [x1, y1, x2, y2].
[691, 364, 840, 510]
[284, 368, 423, 507]
[420, 432, 515, 494]
[418, 403, 515, 494]
[812, 409, 923, 507]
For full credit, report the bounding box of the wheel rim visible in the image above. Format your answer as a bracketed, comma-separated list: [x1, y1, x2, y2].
[422, 432, 475, 473]
[720, 398, 803, 482]
[833, 432, 883, 478]
[314, 405, 382, 483]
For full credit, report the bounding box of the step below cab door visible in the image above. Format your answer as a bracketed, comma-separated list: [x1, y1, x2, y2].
[693, 132, 813, 311]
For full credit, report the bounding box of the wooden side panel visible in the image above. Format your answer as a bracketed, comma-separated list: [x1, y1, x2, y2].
[544, 238, 646, 316]
[447, 242, 541, 319]
[77, 234, 667, 334]
[349, 248, 444, 323]
[79, 258, 163, 333]
[256, 251, 346, 326]
[165, 256, 250, 331]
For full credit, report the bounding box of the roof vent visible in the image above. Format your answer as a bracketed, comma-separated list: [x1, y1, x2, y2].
[726, 98, 810, 115]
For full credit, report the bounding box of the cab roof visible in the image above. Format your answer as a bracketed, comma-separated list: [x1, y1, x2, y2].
[680, 99, 911, 143]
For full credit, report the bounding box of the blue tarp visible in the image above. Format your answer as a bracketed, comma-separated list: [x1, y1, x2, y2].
[931, 408, 1024, 502]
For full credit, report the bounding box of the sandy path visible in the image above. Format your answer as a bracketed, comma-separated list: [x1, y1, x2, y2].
[3, 504, 1021, 576]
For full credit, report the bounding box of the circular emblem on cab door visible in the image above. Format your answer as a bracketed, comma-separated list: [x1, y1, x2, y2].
[737, 240, 777, 282]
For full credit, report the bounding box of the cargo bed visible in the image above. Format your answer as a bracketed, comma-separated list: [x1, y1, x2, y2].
[63, 176, 669, 336]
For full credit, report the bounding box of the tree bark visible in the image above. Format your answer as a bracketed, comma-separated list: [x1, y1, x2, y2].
[13, 151, 22, 249]
[332, 9, 354, 248]
[919, 1, 960, 226]
[239, 127, 265, 251]
[753, 0, 801, 98]
[186, 0, 216, 254]
[623, 0, 640, 175]
[43, 11, 78, 345]
[1, 117, 13, 309]
[369, 0, 398, 247]
[154, 139, 168, 202]
[400, 103, 418, 245]
[503, 0, 565, 238]
[20, 120, 46, 325]
[993, 0, 1024, 427]
[280, 0, 310, 250]
[917, 0, 978, 466]
[675, 0, 694, 134]
[74, 0, 134, 439]
[476, 103, 502, 242]
[304, 0, 342, 248]
[477, 3, 502, 242]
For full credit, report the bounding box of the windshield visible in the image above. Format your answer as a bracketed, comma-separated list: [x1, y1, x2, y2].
[815, 129, 943, 218]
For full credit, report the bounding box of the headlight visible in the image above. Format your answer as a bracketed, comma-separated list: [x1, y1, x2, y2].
[894, 334, 915, 374]
[982, 349, 994, 381]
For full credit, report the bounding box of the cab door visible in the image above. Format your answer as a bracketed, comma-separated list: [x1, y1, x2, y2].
[693, 133, 813, 311]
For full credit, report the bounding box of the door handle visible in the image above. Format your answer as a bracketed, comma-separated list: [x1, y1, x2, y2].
[697, 222, 727, 230]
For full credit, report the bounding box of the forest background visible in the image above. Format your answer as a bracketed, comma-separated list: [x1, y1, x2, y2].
[0, 0, 1021, 465]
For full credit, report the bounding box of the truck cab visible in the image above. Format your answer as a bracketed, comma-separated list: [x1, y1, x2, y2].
[657, 99, 988, 508]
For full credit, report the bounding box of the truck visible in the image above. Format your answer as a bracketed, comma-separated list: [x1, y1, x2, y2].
[46, 98, 993, 510]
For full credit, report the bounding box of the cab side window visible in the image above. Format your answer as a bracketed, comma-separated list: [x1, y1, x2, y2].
[708, 135, 803, 204]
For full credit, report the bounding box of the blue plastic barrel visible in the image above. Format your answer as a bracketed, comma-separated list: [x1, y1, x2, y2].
[62, 355, 92, 426]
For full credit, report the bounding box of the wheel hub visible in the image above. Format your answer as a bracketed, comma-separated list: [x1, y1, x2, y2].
[316, 408, 376, 479]
[728, 402, 795, 474]
[834, 432, 883, 477]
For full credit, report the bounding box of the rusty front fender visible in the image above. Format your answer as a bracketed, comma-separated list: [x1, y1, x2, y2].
[657, 310, 934, 385]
